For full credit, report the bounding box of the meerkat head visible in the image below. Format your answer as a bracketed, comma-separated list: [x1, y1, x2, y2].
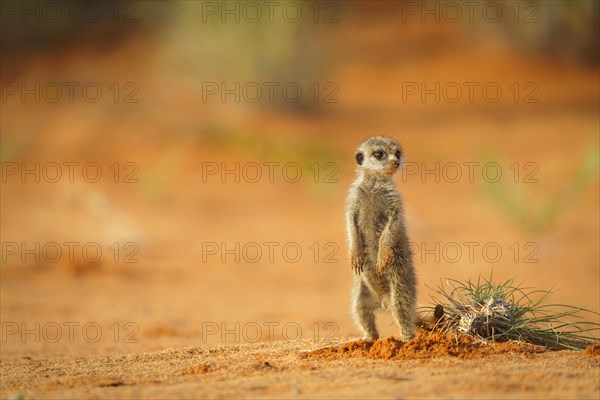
[355, 136, 403, 178]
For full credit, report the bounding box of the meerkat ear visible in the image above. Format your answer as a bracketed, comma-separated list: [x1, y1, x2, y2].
[355, 152, 364, 165]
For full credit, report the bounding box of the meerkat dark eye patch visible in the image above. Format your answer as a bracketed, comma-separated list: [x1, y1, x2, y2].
[355, 152, 364, 165]
[373, 150, 384, 160]
[395, 150, 401, 159]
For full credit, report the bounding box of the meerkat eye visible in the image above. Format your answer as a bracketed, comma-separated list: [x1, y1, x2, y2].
[373, 150, 384, 160]
[395, 150, 401, 159]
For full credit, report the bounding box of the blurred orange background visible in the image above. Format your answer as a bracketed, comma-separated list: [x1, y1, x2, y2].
[1, 1, 598, 355]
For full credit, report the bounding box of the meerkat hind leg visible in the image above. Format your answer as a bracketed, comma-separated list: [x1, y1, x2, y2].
[390, 283, 416, 342]
[352, 280, 380, 341]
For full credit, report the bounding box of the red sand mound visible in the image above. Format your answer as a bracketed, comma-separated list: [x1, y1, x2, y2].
[584, 343, 600, 357]
[305, 327, 548, 360]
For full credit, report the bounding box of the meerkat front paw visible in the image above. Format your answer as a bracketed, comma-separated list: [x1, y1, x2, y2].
[375, 247, 393, 276]
[350, 250, 364, 274]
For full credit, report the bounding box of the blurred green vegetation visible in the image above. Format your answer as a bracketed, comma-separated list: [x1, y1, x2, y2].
[499, 0, 600, 65]
[2, 1, 597, 90]
[156, 1, 333, 112]
[0, 1, 169, 59]
[480, 146, 599, 232]
[139, 147, 183, 201]
[0, 134, 30, 163]
[201, 125, 340, 164]
[200, 125, 342, 197]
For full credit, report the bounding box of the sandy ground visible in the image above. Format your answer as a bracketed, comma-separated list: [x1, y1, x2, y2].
[1, 5, 599, 399]
[2, 332, 599, 399]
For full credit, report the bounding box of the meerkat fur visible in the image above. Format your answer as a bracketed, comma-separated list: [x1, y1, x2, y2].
[346, 136, 417, 341]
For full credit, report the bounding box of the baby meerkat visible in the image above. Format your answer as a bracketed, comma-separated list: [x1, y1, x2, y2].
[346, 136, 416, 341]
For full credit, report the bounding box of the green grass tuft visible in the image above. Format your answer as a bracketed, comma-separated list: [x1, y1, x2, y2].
[422, 271, 600, 350]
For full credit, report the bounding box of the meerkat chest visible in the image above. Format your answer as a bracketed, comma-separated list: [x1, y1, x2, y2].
[356, 187, 400, 231]
[358, 186, 399, 209]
